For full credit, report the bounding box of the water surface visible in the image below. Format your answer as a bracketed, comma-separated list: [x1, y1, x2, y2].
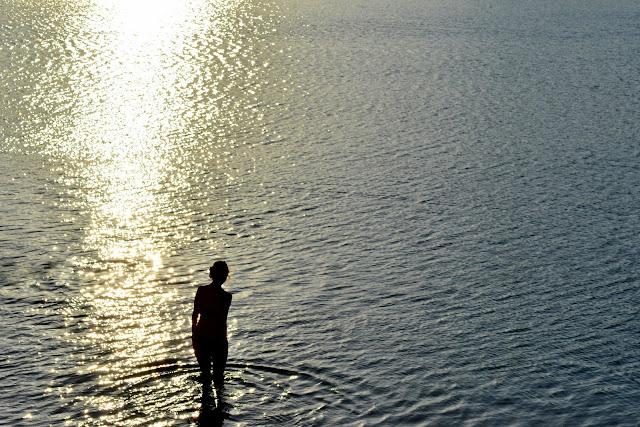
[1, 0, 640, 424]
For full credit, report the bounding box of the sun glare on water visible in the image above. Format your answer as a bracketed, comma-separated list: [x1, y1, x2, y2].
[59, 0, 240, 263]
[102, 0, 192, 36]
[39, 0, 249, 420]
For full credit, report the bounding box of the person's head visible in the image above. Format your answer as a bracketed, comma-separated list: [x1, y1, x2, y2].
[209, 260, 229, 285]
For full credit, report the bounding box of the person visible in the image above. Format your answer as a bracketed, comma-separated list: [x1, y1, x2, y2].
[192, 260, 232, 386]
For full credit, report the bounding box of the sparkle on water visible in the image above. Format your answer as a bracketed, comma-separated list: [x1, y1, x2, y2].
[15, 0, 269, 422]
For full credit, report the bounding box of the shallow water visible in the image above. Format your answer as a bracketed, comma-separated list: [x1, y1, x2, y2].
[1, 0, 640, 425]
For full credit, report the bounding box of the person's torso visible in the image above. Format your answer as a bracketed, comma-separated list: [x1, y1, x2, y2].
[195, 286, 230, 339]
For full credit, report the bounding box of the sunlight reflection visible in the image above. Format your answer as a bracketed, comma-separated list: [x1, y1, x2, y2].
[50, 0, 249, 421]
[103, 0, 191, 36]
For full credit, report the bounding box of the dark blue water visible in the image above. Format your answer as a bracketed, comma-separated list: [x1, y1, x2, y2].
[1, 0, 640, 424]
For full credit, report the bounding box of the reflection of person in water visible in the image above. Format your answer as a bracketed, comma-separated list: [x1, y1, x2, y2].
[192, 260, 232, 386]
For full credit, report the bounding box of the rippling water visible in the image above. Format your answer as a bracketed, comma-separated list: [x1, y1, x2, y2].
[2, 0, 640, 424]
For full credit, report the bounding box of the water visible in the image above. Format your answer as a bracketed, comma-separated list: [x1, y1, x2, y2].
[1, 0, 640, 424]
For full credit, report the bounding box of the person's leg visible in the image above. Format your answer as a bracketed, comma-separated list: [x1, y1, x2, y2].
[212, 341, 228, 387]
[194, 337, 212, 382]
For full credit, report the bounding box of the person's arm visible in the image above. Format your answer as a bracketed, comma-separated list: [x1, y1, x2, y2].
[192, 287, 201, 332]
[223, 292, 232, 320]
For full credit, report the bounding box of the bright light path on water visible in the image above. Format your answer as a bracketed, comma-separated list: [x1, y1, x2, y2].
[36, 0, 248, 422]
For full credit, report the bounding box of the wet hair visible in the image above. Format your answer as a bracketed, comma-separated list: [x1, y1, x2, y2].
[209, 260, 229, 284]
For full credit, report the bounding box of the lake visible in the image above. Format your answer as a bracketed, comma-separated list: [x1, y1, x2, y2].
[1, 0, 640, 424]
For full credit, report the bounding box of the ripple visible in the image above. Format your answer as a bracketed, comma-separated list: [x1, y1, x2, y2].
[62, 358, 366, 425]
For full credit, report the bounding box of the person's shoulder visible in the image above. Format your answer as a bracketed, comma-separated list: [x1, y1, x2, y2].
[223, 289, 232, 301]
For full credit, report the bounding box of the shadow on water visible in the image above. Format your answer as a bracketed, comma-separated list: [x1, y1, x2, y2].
[197, 383, 229, 427]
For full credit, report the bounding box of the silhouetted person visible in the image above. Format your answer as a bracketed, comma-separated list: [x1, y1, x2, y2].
[192, 260, 232, 387]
